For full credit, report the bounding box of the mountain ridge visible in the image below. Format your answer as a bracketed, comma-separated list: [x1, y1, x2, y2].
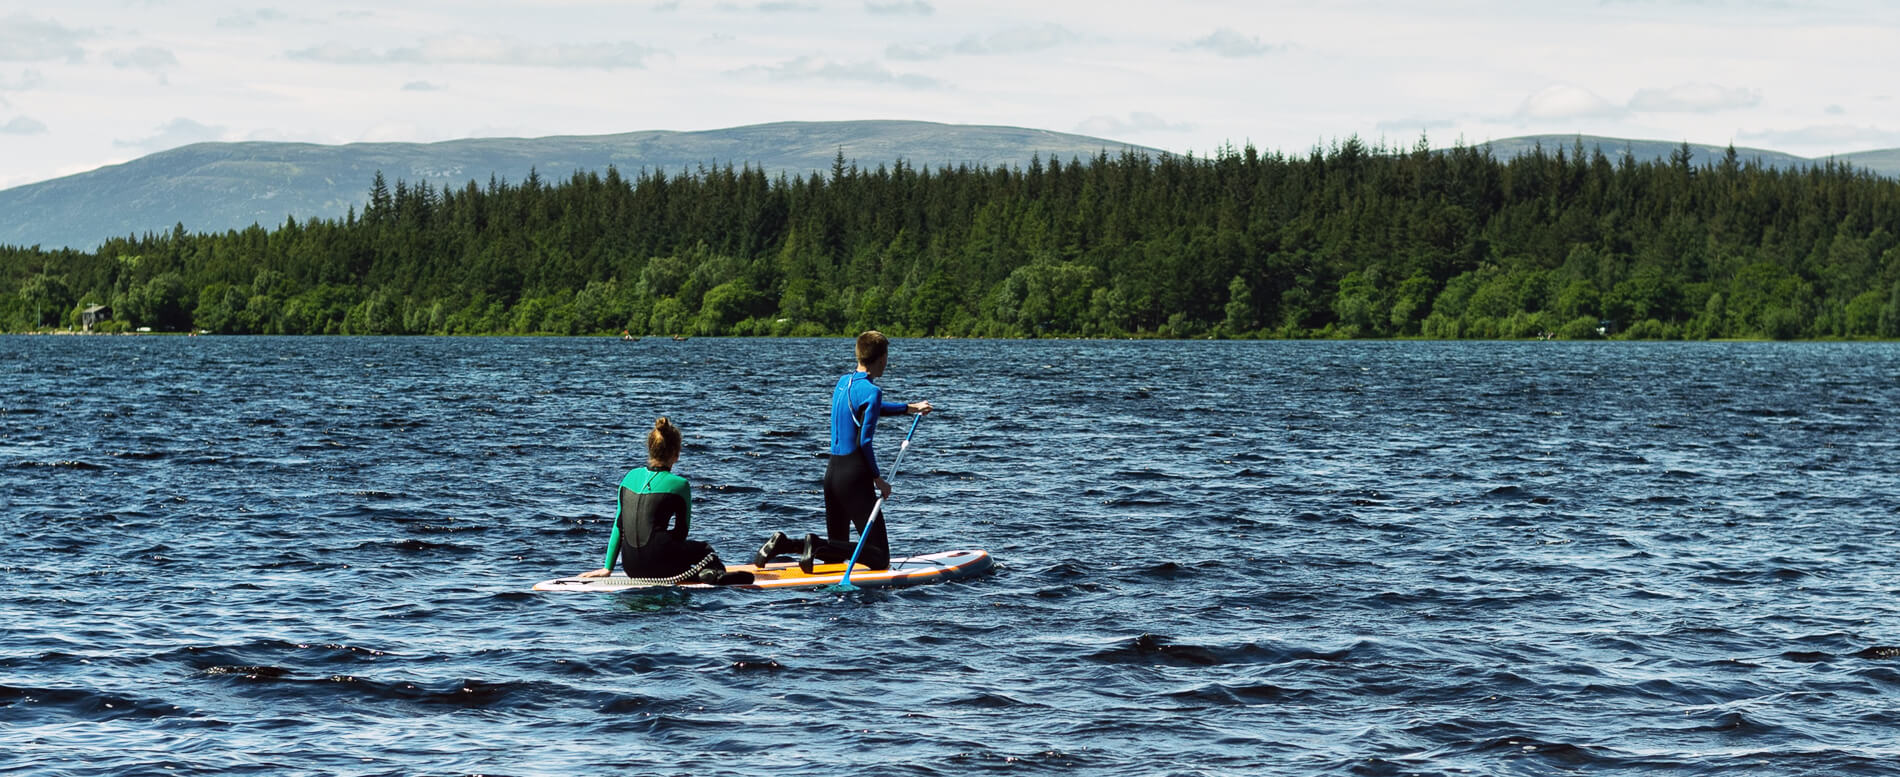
[1470, 134, 1900, 175]
[4, 122, 1897, 251]
[0, 120, 1163, 251]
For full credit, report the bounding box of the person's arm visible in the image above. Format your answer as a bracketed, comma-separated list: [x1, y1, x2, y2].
[601, 511, 621, 572]
[577, 507, 622, 577]
[858, 399, 881, 478]
[865, 400, 891, 499]
[674, 480, 691, 539]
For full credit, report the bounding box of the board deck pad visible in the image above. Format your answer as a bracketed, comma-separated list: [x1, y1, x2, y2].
[532, 549, 993, 592]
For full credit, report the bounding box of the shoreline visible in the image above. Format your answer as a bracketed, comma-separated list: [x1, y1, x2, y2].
[13, 329, 198, 336]
[5, 330, 1895, 343]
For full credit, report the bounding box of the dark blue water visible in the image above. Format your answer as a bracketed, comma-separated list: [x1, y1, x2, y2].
[5, 336, 1900, 776]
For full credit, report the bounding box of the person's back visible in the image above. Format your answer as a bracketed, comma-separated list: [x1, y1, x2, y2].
[612, 465, 713, 580]
[581, 417, 746, 585]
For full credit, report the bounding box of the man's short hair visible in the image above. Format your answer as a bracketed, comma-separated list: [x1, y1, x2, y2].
[856, 330, 889, 365]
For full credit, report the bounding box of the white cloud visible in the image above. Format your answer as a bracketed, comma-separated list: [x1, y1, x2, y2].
[0, 68, 44, 91]
[114, 118, 227, 153]
[2, 115, 46, 134]
[1516, 84, 1625, 121]
[244, 127, 305, 143]
[0, 14, 88, 63]
[885, 43, 932, 60]
[110, 46, 179, 74]
[866, 1, 933, 14]
[1627, 82, 1761, 113]
[726, 1, 820, 11]
[358, 122, 435, 143]
[1075, 112, 1195, 138]
[1179, 28, 1276, 58]
[1376, 117, 1457, 134]
[288, 37, 655, 69]
[959, 24, 1076, 55]
[216, 9, 289, 29]
[8, 0, 1900, 194]
[888, 23, 1076, 61]
[287, 42, 382, 63]
[741, 55, 943, 89]
[1739, 124, 1900, 152]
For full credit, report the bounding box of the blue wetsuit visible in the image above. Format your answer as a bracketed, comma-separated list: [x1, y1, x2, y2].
[820, 371, 909, 569]
[830, 372, 909, 476]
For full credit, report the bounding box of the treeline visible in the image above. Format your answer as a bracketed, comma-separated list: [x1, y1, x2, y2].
[6, 137, 1900, 339]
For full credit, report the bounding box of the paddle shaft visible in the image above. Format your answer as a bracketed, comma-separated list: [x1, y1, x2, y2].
[837, 413, 924, 589]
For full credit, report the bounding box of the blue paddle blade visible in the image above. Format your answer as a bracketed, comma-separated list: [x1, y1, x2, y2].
[822, 581, 860, 593]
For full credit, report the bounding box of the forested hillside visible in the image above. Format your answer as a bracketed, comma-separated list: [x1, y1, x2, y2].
[7, 137, 1900, 340]
[0, 120, 1156, 251]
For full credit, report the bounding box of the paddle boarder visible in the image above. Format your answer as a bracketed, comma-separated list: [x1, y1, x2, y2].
[753, 331, 932, 572]
[580, 417, 749, 585]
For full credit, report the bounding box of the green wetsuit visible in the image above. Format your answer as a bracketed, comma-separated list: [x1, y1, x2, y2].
[601, 467, 719, 583]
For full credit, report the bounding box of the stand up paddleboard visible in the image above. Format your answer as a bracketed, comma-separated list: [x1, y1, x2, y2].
[532, 549, 992, 592]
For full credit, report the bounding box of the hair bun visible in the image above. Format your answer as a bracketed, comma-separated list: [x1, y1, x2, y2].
[647, 416, 682, 466]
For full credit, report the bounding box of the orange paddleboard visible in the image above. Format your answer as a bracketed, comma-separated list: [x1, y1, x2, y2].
[532, 549, 993, 592]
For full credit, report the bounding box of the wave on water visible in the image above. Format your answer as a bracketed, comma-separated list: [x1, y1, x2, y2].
[5, 337, 1900, 776]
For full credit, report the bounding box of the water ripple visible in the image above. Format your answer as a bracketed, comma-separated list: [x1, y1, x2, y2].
[4, 337, 1899, 776]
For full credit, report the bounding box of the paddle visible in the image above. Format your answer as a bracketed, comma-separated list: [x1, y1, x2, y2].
[828, 412, 925, 592]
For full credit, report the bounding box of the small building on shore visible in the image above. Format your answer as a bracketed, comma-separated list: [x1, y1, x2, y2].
[81, 305, 111, 332]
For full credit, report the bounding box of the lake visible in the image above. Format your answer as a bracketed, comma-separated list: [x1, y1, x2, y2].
[5, 336, 1899, 776]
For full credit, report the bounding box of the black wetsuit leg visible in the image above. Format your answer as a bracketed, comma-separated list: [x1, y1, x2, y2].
[821, 452, 889, 569]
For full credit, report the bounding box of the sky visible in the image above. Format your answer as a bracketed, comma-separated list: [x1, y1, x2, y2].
[2, 0, 1899, 190]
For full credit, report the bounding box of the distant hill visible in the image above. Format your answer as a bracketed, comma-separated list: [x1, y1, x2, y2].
[1472, 134, 1900, 178]
[1837, 147, 1900, 176]
[0, 120, 1160, 251]
[8, 122, 1897, 252]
